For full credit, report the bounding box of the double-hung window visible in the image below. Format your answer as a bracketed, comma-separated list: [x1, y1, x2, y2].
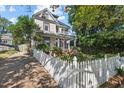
[44, 23, 49, 32]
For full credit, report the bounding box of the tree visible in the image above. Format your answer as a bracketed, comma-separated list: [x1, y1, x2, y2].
[68, 6, 124, 35]
[0, 17, 12, 44]
[0, 17, 12, 32]
[8, 16, 36, 52]
[7, 24, 25, 45]
[66, 6, 124, 53]
[33, 32, 49, 53]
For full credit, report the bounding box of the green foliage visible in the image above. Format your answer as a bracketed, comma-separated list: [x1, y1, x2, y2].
[33, 33, 43, 42]
[0, 17, 12, 31]
[68, 6, 124, 35]
[33, 32, 48, 53]
[79, 31, 124, 54]
[51, 47, 63, 56]
[7, 16, 36, 45]
[36, 43, 49, 53]
[60, 54, 73, 62]
[115, 66, 124, 76]
[120, 52, 124, 56]
[7, 24, 25, 45]
[68, 5, 124, 54]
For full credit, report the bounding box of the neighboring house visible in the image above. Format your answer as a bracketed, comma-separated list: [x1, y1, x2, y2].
[0, 30, 13, 51]
[0, 30, 13, 45]
[33, 8, 75, 51]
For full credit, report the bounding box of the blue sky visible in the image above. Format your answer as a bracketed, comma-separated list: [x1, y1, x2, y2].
[0, 5, 69, 25]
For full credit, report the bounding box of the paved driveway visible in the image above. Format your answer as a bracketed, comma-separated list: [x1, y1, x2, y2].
[0, 52, 58, 88]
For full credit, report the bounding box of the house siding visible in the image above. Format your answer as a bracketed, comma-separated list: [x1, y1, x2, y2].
[50, 37, 56, 48]
[50, 23, 56, 34]
[35, 19, 44, 31]
[0, 33, 13, 45]
[47, 12, 55, 21]
[35, 19, 57, 34]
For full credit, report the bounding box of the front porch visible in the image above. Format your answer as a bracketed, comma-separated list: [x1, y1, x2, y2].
[43, 34, 76, 51]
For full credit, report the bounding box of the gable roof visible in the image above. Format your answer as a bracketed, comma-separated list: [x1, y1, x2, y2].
[52, 14, 59, 18]
[33, 8, 70, 29]
[33, 8, 58, 23]
[34, 16, 56, 24]
[58, 21, 70, 29]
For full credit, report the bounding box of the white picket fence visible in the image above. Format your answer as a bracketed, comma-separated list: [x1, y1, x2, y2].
[33, 49, 124, 88]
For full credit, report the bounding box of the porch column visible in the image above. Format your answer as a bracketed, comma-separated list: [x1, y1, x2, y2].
[68, 40, 70, 50]
[57, 38, 60, 48]
[74, 38, 76, 47]
[31, 39, 34, 49]
[63, 39, 65, 50]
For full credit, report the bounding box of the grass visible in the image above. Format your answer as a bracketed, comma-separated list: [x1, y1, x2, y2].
[0, 49, 17, 60]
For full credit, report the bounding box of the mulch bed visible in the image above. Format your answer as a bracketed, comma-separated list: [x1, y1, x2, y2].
[99, 74, 124, 88]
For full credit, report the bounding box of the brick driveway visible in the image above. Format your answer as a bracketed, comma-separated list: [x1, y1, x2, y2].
[0, 52, 58, 88]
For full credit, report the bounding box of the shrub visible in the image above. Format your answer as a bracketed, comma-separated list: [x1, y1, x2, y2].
[120, 52, 124, 57]
[33, 33, 43, 42]
[115, 66, 124, 76]
[36, 43, 49, 53]
[60, 54, 73, 62]
[79, 31, 124, 54]
[51, 47, 62, 56]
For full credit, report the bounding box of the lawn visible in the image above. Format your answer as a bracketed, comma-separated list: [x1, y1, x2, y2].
[0, 49, 17, 60]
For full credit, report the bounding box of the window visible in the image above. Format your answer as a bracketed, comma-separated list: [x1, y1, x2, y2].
[3, 40, 7, 44]
[45, 25, 48, 31]
[44, 23, 49, 31]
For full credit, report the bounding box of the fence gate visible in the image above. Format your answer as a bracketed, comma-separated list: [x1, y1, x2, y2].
[61, 60, 98, 88]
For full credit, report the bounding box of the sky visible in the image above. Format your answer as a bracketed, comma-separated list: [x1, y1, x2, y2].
[0, 5, 70, 25]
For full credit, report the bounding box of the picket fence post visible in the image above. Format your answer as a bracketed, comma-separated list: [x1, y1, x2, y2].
[53, 53, 56, 57]
[73, 56, 77, 68]
[105, 54, 107, 61]
[72, 56, 77, 88]
[105, 54, 109, 81]
[118, 53, 120, 57]
[118, 53, 121, 64]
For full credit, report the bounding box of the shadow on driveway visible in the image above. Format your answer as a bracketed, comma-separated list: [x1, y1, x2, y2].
[0, 53, 58, 88]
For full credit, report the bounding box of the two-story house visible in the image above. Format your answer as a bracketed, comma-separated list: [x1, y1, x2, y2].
[0, 30, 13, 51]
[0, 30, 13, 45]
[33, 8, 74, 51]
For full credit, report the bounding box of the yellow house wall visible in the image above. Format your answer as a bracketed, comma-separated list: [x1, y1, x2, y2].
[50, 37, 56, 48]
[49, 23, 56, 34]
